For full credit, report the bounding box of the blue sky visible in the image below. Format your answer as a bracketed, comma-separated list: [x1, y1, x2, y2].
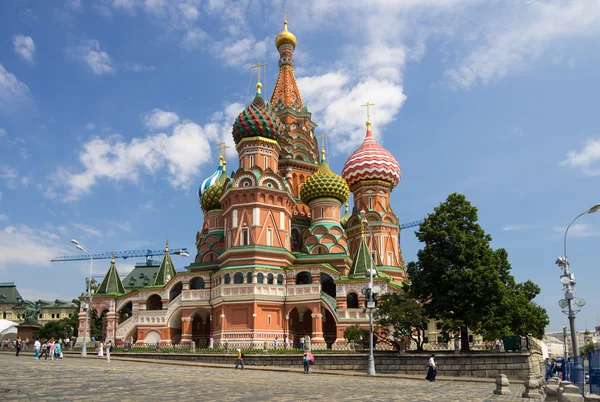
[1, 0, 599, 333]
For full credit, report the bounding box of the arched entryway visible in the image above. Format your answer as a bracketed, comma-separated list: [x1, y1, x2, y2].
[191, 310, 211, 348]
[320, 273, 335, 298]
[146, 294, 163, 310]
[287, 306, 312, 347]
[169, 283, 183, 301]
[296, 271, 312, 285]
[323, 308, 337, 347]
[118, 301, 133, 324]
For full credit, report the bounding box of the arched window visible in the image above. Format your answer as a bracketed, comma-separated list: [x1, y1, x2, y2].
[190, 277, 205, 289]
[267, 273, 274, 284]
[291, 229, 301, 252]
[234, 272, 244, 284]
[247, 272, 253, 284]
[346, 292, 359, 308]
[277, 274, 283, 285]
[320, 273, 336, 298]
[224, 274, 231, 284]
[146, 294, 163, 311]
[169, 282, 183, 301]
[296, 271, 312, 285]
[257, 273, 264, 284]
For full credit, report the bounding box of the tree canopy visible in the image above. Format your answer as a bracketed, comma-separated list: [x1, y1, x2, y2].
[407, 193, 548, 351]
[375, 292, 429, 351]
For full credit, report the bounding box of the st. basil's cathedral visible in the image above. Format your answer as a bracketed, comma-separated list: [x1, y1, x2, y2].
[79, 19, 407, 349]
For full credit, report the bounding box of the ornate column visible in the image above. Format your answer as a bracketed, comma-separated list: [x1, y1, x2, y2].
[181, 317, 193, 344]
[311, 313, 325, 344]
[76, 308, 89, 345]
[104, 299, 117, 343]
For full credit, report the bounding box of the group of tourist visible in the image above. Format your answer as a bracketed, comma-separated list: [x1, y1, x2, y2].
[544, 357, 565, 381]
[96, 340, 113, 363]
[33, 338, 63, 360]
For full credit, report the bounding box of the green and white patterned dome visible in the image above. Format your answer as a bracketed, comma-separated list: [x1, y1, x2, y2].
[300, 151, 350, 205]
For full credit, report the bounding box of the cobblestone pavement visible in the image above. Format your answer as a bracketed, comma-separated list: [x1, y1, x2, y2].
[0, 354, 531, 401]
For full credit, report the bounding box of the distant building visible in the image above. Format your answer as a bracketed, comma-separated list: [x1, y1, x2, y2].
[546, 330, 589, 356]
[0, 282, 77, 325]
[545, 335, 565, 357]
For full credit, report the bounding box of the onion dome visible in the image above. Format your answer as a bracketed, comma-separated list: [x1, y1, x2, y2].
[232, 86, 283, 145]
[199, 156, 228, 211]
[275, 20, 297, 50]
[341, 122, 401, 189]
[300, 150, 350, 205]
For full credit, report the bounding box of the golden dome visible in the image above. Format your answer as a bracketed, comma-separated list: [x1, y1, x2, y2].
[275, 20, 296, 50]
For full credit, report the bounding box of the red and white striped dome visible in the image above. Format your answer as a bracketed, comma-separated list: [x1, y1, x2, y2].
[341, 127, 401, 189]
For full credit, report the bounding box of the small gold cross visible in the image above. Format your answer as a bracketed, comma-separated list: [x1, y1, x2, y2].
[250, 62, 267, 83]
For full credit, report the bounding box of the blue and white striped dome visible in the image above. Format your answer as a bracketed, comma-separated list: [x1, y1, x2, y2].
[198, 156, 224, 200]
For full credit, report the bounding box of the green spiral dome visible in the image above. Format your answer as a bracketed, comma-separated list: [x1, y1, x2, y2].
[232, 92, 283, 145]
[300, 151, 350, 205]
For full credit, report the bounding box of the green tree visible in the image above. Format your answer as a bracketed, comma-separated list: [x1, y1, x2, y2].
[407, 193, 547, 351]
[580, 342, 596, 355]
[344, 324, 368, 347]
[37, 318, 77, 340]
[375, 292, 429, 351]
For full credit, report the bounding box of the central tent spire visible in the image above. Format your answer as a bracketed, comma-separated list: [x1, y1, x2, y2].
[270, 15, 303, 111]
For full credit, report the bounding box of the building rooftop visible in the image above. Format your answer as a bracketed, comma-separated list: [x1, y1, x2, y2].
[0, 282, 23, 305]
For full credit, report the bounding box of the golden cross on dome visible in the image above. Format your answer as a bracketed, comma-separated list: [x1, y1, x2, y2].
[218, 141, 230, 166]
[361, 101, 376, 128]
[250, 62, 267, 92]
[317, 133, 328, 160]
[281, 7, 289, 22]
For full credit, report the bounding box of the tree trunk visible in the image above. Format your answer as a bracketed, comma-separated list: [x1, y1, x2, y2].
[460, 326, 470, 352]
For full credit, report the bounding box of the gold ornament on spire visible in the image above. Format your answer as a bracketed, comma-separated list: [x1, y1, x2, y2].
[361, 101, 375, 129]
[217, 141, 230, 167]
[275, 9, 297, 50]
[250, 62, 267, 94]
[317, 133, 328, 160]
[111, 250, 115, 264]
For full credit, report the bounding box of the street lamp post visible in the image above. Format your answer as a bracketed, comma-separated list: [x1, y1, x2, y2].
[556, 202, 600, 392]
[72, 239, 93, 357]
[562, 325, 568, 359]
[360, 210, 377, 376]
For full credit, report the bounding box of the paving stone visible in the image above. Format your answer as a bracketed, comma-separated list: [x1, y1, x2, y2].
[0, 354, 533, 401]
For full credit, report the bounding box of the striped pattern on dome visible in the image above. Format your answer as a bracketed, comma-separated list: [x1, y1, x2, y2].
[198, 162, 224, 200]
[232, 94, 282, 145]
[300, 153, 350, 205]
[341, 129, 401, 189]
[200, 168, 227, 211]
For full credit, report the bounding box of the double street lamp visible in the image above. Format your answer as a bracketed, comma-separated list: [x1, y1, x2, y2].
[71, 239, 93, 357]
[555, 202, 600, 392]
[360, 210, 378, 376]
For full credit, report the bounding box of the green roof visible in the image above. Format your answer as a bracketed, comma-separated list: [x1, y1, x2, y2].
[37, 299, 78, 308]
[0, 283, 23, 305]
[123, 266, 159, 289]
[348, 235, 379, 279]
[153, 241, 177, 286]
[96, 255, 126, 295]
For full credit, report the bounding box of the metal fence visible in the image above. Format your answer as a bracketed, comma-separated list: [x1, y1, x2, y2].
[564, 355, 585, 393]
[590, 350, 600, 396]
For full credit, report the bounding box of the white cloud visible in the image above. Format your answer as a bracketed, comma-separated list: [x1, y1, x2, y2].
[444, 1, 600, 89]
[72, 223, 102, 238]
[0, 191, 2, 200]
[18, 288, 63, 301]
[181, 28, 207, 49]
[13, 35, 36, 63]
[124, 62, 156, 73]
[212, 37, 269, 67]
[560, 138, 600, 176]
[66, 0, 82, 11]
[66, 39, 115, 75]
[554, 223, 600, 238]
[109, 220, 132, 232]
[144, 108, 180, 130]
[0, 128, 6, 137]
[0, 214, 8, 222]
[0, 224, 66, 271]
[0, 64, 32, 115]
[84, 123, 96, 130]
[502, 224, 536, 232]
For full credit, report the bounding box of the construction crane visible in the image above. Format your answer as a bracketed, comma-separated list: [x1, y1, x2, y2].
[400, 220, 423, 230]
[51, 247, 190, 280]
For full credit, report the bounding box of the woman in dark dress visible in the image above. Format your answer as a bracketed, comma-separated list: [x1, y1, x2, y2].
[425, 354, 437, 382]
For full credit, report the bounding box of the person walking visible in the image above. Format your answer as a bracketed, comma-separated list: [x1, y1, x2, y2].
[274, 336, 278, 351]
[49, 339, 56, 361]
[15, 337, 22, 357]
[98, 341, 104, 358]
[425, 354, 437, 382]
[106, 340, 112, 363]
[234, 349, 244, 370]
[544, 358, 554, 382]
[39, 340, 49, 360]
[300, 336, 305, 351]
[55, 340, 62, 360]
[209, 336, 214, 349]
[34, 338, 41, 359]
[303, 353, 310, 374]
